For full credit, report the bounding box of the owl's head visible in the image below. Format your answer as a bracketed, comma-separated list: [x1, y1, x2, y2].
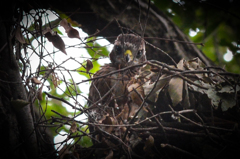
[109, 34, 146, 68]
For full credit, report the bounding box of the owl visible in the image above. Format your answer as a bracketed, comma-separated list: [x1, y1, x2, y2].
[87, 34, 146, 134]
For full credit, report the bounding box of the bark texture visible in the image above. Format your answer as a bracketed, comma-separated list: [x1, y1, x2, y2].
[0, 3, 38, 158]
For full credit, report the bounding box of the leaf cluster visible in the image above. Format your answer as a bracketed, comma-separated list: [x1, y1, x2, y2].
[154, 0, 240, 73]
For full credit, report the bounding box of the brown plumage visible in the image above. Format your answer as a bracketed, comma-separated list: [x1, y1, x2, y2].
[88, 34, 146, 135]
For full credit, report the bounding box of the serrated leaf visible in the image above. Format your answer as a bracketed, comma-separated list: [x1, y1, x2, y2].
[168, 77, 183, 106]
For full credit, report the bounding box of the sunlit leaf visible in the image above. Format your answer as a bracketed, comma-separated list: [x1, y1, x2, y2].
[52, 27, 63, 35]
[85, 37, 109, 58]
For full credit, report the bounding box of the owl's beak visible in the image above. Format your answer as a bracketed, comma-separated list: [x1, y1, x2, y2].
[124, 50, 133, 62]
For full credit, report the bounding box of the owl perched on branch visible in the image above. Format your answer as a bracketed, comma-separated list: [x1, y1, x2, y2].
[88, 34, 146, 133]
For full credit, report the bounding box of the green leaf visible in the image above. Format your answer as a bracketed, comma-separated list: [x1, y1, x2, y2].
[52, 27, 63, 35]
[85, 37, 109, 58]
[79, 126, 93, 147]
[80, 136, 93, 147]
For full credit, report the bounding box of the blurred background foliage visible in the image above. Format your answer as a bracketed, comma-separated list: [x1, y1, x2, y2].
[26, 0, 240, 149]
[153, 0, 240, 73]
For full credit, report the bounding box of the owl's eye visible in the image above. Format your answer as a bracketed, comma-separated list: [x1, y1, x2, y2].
[115, 45, 122, 55]
[136, 50, 143, 58]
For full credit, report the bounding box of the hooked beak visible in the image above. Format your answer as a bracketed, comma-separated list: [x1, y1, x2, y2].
[124, 50, 133, 62]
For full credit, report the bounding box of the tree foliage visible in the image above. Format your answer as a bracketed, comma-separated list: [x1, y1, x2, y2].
[154, 0, 240, 73]
[0, 0, 240, 159]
